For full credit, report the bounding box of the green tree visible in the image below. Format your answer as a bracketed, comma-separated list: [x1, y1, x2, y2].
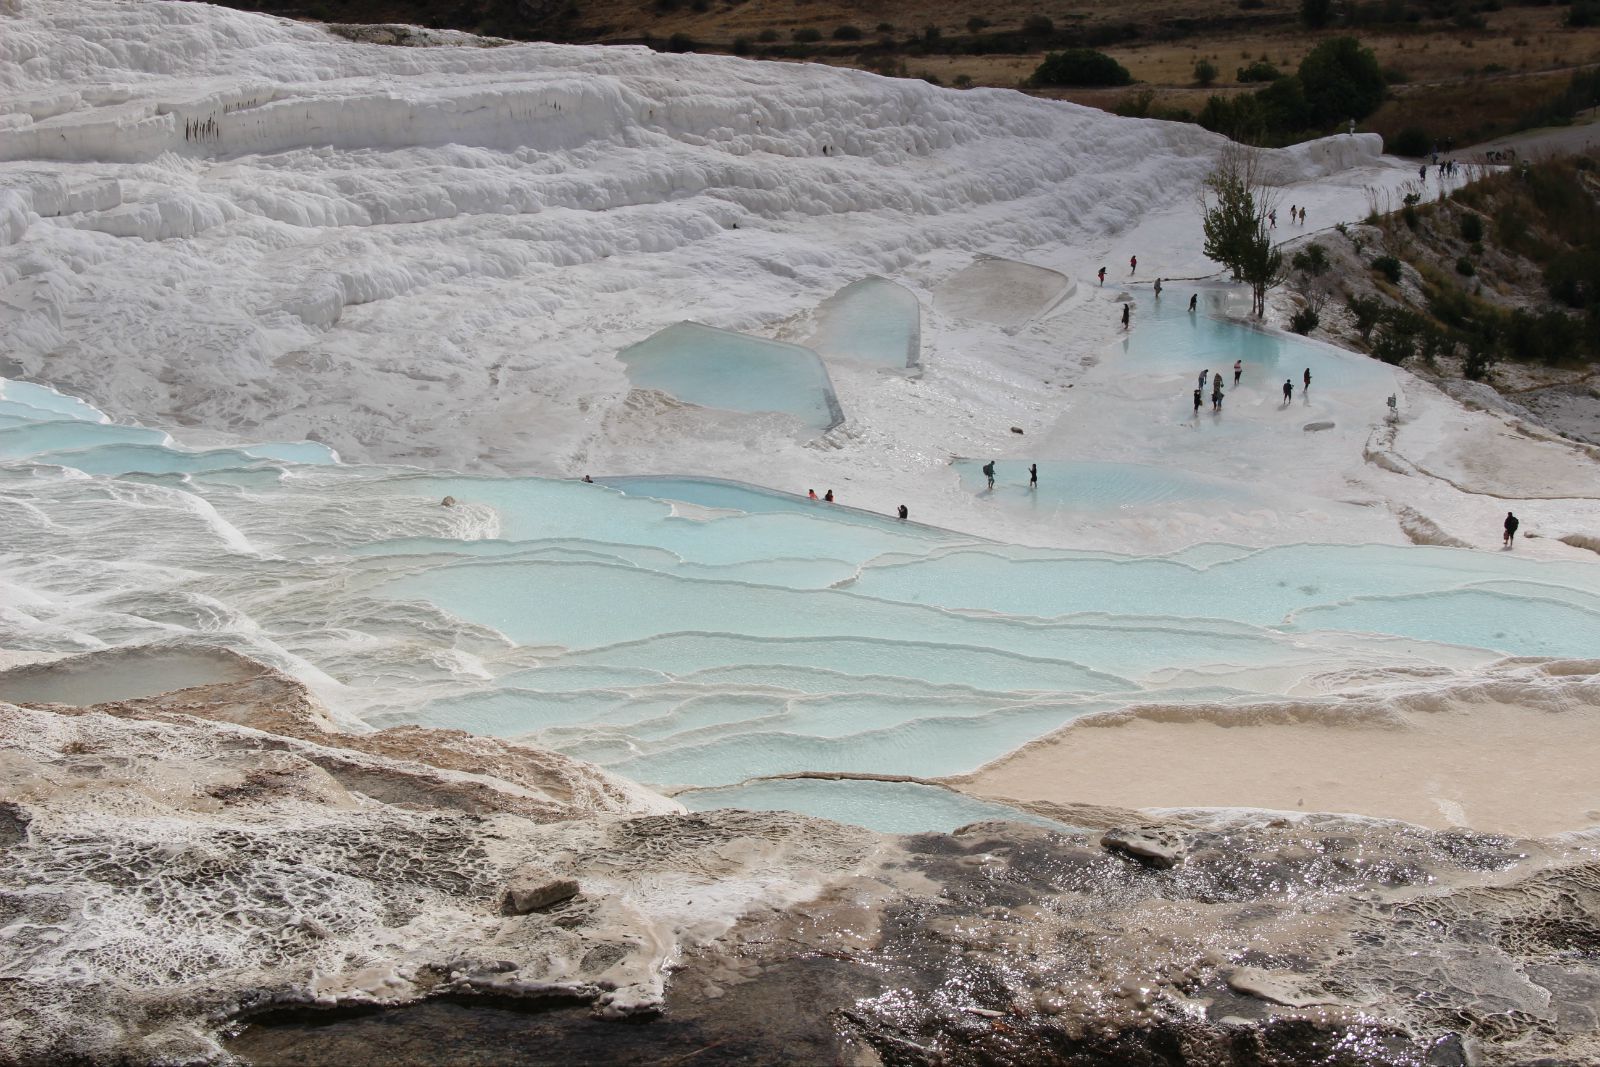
[1193, 59, 1218, 87]
[1298, 36, 1385, 128]
[1030, 49, 1133, 87]
[1199, 149, 1282, 317]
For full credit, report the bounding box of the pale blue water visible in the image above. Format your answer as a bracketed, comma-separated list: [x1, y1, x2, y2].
[6, 319, 1600, 831]
[808, 277, 920, 369]
[678, 778, 1073, 834]
[616, 321, 843, 430]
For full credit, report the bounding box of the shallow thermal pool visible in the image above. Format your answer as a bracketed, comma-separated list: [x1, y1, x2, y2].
[5, 373, 1600, 831]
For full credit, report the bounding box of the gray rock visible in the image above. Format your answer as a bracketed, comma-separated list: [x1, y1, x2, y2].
[1303, 421, 1335, 432]
[1010, 426, 1024, 435]
[1099, 827, 1184, 869]
[502, 869, 579, 914]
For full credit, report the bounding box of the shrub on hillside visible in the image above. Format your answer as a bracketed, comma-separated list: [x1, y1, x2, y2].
[1030, 49, 1133, 87]
[832, 24, 862, 40]
[1456, 256, 1476, 277]
[1372, 255, 1403, 283]
[1459, 213, 1484, 243]
[1290, 306, 1320, 334]
[1292, 243, 1330, 275]
[1194, 59, 1218, 87]
[1236, 59, 1280, 83]
[1388, 127, 1430, 157]
[1022, 14, 1055, 36]
[791, 27, 822, 42]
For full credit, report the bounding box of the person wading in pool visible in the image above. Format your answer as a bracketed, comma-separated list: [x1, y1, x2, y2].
[1029, 463, 1038, 489]
[1282, 379, 1293, 404]
[1188, 293, 1197, 313]
[1303, 367, 1312, 394]
[982, 460, 995, 490]
[1503, 511, 1519, 548]
[1233, 359, 1242, 386]
[1193, 387, 1203, 414]
[1129, 254, 1137, 275]
[1121, 302, 1131, 330]
[897, 504, 908, 521]
[808, 489, 817, 500]
[1213, 371, 1223, 393]
[1098, 266, 1106, 286]
[824, 489, 834, 502]
[1198, 368, 1209, 391]
[1211, 382, 1224, 412]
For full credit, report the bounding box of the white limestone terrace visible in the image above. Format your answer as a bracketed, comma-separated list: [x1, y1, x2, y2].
[0, 0, 1526, 559]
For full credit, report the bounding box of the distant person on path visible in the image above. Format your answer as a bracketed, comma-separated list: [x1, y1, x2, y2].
[1029, 463, 1038, 488]
[1211, 384, 1223, 412]
[1153, 277, 1163, 297]
[1193, 387, 1203, 414]
[982, 461, 995, 489]
[1233, 359, 1242, 385]
[1269, 210, 1277, 228]
[1503, 512, 1519, 547]
[1129, 255, 1137, 275]
[1282, 379, 1293, 403]
[1299, 206, 1306, 225]
[824, 489, 834, 502]
[1188, 293, 1197, 313]
[1098, 266, 1106, 286]
[1419, 164, 1426, 182]
[1289, 203, 1296, 223]
[897, 504, 908, 520]
[1122, 303, 1131, 330]
[1303, 367, 1312, 394]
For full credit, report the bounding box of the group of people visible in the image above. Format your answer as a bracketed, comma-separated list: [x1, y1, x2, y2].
[1098, 255, 1140, 287]
[1281, 204, 1309, 226]
[1193, 363, 1312, 412]
[806, 488, 834, 502]
[807, 487, 910, 521]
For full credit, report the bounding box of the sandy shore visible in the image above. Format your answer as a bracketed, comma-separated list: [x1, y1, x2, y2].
[955, 695, 1600, 838]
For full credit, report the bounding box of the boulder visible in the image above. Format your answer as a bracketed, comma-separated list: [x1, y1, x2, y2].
[502, 868, 579, 914]
[1099, 827, 1184, 869]
[1010, 426, 1025, 435]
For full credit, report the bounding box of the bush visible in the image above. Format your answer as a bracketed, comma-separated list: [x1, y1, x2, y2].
[665, 32, 695, 52]
[1372, 308, 1422, 364]
[791, 27, 822, 42]
[1456, 256, 1476, 277]
[1022, 14, 1055, 35]
[1236, 59, 1281, 83]
[832, 24, 862, 40]
[1292, 243, 1330, 275]
[1372, 255, 1402, 283]
[1031, 49, 1133, 87]
[1459, 213, 1484, 243]
[1546, 248, 1600, 309]
[731, 36, 751, 54]
[1567, 1, 1599, 27]
[1194, 59, 1218, 87]
[965, 16, 990, 32]
[1290, 306, 1321, 334]
[757, 28, 779, 42]
[874, 22, 894, 32]
[1348, 294, 1385, 340]
[1239, 0, 1266, 8]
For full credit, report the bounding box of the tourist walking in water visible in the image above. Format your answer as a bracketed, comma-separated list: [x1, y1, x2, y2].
[1098, 266, 1106, 286]
[1503, 511, 1519, 547]
[1211, 383, 1223, 411]
[1198, 368, 1209, 391]
[1129, 254, 1137, 275]
[1282, 379, 1293, 403]
[982, 460, 995, 489]
[1213, 371, 1223, 393]
[1153, 277, 1163, 297]
[1121, 303, 1130, 330]
[1303, 367, 1312, 394]
[808, 489, 817, 499]
[1193, 387, 1202, 414]
[1188, 293, 1197, 313]
[1029, 463, 1038, 488]
[1233, 359, 1242, 385]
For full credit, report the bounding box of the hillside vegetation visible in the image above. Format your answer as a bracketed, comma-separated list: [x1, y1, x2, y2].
[196, 0, 1600, 149]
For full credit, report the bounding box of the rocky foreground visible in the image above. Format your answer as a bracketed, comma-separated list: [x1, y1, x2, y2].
[3, 652, 1599, 1065]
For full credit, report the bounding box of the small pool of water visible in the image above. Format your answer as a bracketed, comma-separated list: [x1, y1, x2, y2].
[616, 321, 842, 430]
[676, 777, 1076, 834]
[808, 276, 920, 369]
[951, 458, 1252, 511]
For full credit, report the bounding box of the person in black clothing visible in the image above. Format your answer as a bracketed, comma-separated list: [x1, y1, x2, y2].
[1282, 379, 1293, 403]
[1029, 463, 1038, 488]
[1303, 367, 1312, 394]
[1121, 303, 1131, 330]
[1188, 293, 1197, 313]
[897, 504, 908, 521]
[1503, 512, 1519, 547]
[982, 461, 995, 489]
[1193, 387, 1202, 414]
[824, 489, 834, 502]
[1211, 384, 1223, 412]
